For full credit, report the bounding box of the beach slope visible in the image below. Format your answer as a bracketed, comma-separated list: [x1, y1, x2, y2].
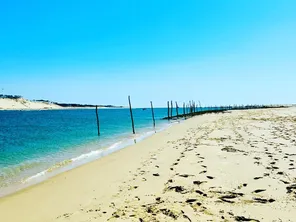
[0, 107, 296, 221]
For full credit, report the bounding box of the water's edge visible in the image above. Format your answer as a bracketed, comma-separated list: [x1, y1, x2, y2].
[0, 120, 180, 198]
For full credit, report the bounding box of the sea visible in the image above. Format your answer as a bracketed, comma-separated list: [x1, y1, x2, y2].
[0, 107, 183, 197]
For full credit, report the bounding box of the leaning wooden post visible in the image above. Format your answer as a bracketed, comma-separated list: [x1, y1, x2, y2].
[150, 101, 156, 129]
[167, 101, 170, 119]
[95, 105, 100, 136]
[170, 100, 173, 118]
[128, 96, 135, 134]
[175, 102, 179, 117]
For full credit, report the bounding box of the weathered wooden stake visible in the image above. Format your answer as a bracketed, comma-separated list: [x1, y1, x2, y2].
[175, 102, 179, 116]
[170, 100, 173, 118]
[167, 101, 170, 119]
[128, 96, 135, 134]
[95, 105, 100, 136]
[183, 102, 186, 119]
[150, 101, 156, 129]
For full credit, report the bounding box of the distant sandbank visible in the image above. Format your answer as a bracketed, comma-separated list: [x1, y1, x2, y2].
[0, 98, 122, 110]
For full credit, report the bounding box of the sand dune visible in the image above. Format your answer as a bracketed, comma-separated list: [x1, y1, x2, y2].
[0, 107, 296, 221]
[0, 98, 62, 110]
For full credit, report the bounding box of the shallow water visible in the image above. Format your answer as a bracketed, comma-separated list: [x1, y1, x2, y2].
[0, 107, 182, 196]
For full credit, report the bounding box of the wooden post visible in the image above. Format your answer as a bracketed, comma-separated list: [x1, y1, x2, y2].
[183, 102, 186, 119]
[167, 101, 170, 119]
[150, 101, 156, 129]
[95, 105, 100, 136]
[128, 96, 135, 134]
[170, 100, 173, 118]
[175, 102, 179, 116]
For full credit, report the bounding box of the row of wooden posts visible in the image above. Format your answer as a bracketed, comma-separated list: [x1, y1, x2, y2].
[95, 96, 197, 136]
[95, 96, 155, 136]
[166, 100, 203, 120]
[95, 96, 285, 136]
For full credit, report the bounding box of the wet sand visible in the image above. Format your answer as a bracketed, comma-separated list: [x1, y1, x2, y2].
[0, 107, 296, 221]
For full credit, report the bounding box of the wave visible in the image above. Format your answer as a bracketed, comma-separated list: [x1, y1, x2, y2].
[21, 123, 173, 185]
[0, 120, 179, 197]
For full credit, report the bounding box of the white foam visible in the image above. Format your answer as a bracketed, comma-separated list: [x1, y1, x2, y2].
[23, 170, 47, 183]
[71, 149, 104, 162]
[4, 121, 177, 197]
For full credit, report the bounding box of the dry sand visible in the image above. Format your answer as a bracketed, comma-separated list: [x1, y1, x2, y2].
[0, 98, 62, 110]
[0, 107, 296, 222]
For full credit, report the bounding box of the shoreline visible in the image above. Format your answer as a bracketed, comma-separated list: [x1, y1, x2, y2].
[0, 107, 296, 221]
[0, 115, 188, 221]
[0, 119, 175, 198]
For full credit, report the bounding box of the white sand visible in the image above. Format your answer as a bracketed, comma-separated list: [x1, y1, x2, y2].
[0, 98, 62, 110]
[0, 107, 296, 221]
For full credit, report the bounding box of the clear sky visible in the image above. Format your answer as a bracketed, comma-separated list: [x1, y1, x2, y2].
[0, 0, 295, 107]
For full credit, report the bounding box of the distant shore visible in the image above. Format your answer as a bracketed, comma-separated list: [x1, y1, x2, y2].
[0, 98, 123, 110]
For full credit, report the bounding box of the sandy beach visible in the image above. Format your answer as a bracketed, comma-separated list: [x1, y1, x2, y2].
[0, 98, 62, 110]
[0, 107, 295, 221]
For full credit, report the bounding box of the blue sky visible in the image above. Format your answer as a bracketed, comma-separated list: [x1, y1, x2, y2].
[0, 0, 295, 107]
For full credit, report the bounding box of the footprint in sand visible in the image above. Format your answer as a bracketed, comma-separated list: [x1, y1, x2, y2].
[235, 216, 260, 222]
[179, 174, 193, 178]
[193, 180, 206, 185]
[253, 197, 275, 204]
[195, 190, 207, 197]
[253, 189, 266, 193]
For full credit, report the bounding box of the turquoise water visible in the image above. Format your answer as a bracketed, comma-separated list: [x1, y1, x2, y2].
[0, 107, 182, 196]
